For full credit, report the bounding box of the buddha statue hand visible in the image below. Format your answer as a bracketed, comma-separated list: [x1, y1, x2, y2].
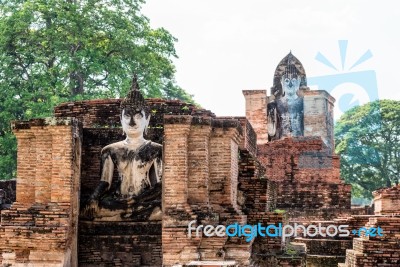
[81, 181, 109, 220]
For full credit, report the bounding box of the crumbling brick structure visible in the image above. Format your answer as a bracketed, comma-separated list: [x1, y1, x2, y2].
[1, 95, 295, 266]
[257, 137, 351, 220]
[0, 118, 82, 266]
[0, 52, 360, 267]
[55, 98, 271, 266]
[339, 185, 400, 267]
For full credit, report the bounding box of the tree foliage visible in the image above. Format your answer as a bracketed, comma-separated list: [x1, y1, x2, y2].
[0, 0, 195, 179]
[335, 100, 400, 199]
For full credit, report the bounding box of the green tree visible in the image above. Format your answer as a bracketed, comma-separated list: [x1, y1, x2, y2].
[335, 100, 400, 199]
[0, 0, 195, 179]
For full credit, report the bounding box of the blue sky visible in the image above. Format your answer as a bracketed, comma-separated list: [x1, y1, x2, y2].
[143, 0, 400, 118]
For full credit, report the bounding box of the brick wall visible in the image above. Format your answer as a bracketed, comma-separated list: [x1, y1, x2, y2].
[339, 185, 400, 267]
[162, 115, 260, 266]
[373, 184, 400, 215]
[78, 221, 162, 266]
[54, 98, 215, 129]
[258, 137, 351, 220]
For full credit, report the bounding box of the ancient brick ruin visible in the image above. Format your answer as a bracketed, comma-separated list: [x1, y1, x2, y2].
[0, 53, 399, 267]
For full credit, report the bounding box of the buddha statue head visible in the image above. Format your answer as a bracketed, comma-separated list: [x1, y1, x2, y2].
[120, 75, 150, 139]
[271, 51, 307, 99]
[281, 63, 301, 101]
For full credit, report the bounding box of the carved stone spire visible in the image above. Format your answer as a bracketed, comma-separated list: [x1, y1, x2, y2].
[120, 74, 149, 115]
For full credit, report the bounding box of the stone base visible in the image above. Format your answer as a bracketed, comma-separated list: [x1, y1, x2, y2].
[78, 221, 161, 266]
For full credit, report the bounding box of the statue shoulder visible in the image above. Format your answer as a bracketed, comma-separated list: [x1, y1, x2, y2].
[101, 141, 125, 156]
[136, 141, 162, 161]
[148, 141, 162, 149]
[147, 141, 162, 156]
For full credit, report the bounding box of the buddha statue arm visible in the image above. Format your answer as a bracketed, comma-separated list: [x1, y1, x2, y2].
[89, 151, 114, 200]
[100, 154, 114, 186]
[267, 101, 278, 140]
[153, 156, 162, 184]
[81, 151, 115, 219]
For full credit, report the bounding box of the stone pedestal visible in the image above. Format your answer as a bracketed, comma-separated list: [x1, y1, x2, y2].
[78, 221, 162, 266]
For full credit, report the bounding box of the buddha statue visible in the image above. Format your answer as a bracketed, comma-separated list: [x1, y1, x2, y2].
[278, 67, 304, 137]
[81, 76, 163, 221]
[267, 54, 304, 140]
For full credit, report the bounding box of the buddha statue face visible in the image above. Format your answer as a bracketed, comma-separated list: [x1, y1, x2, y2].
[121, 108, 150, 138]
[281, 73, 300, 100]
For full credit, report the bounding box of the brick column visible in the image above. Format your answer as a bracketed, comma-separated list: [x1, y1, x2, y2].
[209, 127, 241, 210]
[163, 115, 199, 266]
[242, 90, 268, 145]
[303, 90, 335, 151]
[32, 128, 52, 203]
[163, 115, 191, 208]
[13, 131, 36, 204]
[3, 118, 82, 267]
[187, 122, 212, 205]
[49, 126, 75, 203]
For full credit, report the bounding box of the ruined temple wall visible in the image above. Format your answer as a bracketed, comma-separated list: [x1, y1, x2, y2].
[162, 115, 250, 266]
[372, 184, 400, 215]
[237, 150, 284, 260]
[54, 98, 214, 129]
[0, 118, 82, 266]
[257, 137, 351, 219]
[258, 137, 341, 183]
[78, 221, 162, 266]
[339, 185, 400, 267]
[341, 216, 400, 267]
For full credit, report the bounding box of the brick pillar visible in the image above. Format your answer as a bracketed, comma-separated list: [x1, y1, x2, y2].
[49, 126, 75, 203]
[163, 116, 191, 207]
[209, 127, 241, 210]
[13, 131, 36, 204]
[32, 128, 52, 203]
[163, 115, 199, 266]
[242, 90, 267, 145]
[303, 90, 335, 150]
[187, 123, 212, 205]
[4, 118, 82, 267]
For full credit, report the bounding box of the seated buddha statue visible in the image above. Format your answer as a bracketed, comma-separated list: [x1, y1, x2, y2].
[81, 76, 162, 221]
